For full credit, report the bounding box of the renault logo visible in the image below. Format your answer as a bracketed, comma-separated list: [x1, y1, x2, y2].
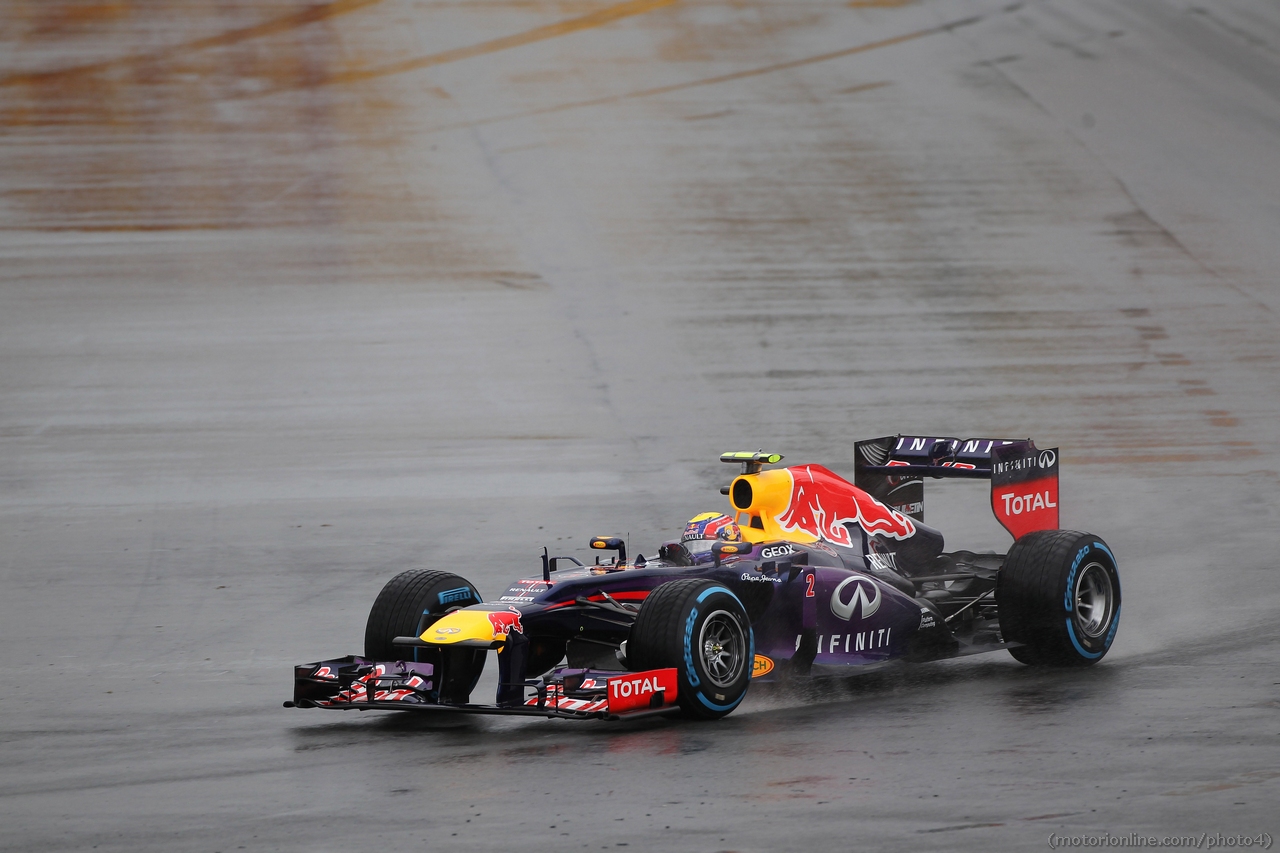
[831, 576, 881, 621]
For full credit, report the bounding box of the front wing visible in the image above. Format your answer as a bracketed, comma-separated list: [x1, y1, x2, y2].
[286, 657, 679, 721]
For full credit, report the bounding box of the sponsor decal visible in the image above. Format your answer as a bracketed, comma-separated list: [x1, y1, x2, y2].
[1000, 490, 1057, 516]
[751, 654, 775, 677]
[895, 437, 1013, 456]
[777, 465, 916, 546]
[991, 443, 1060, 540]
[760, 544, 795, 559]
[919, 609, 936, 630]
[607, 668, 678, 714]
[313, 665, 337, 680]
[434, 626, 461, 634]
[1065, 544, 1091, 612]
[683, 608, 700, 687]
[817, 628, 893, 654]
[437, 586, 474, 605]
[991, 480, 1059, 539]
[865, 551, 899, 572]
[499, 579, 549, 602]
[740, 572, 782, 584]
[830, 575, 881, 621]
[487, 607, 524, 636]
[992, 450, 1057, 476]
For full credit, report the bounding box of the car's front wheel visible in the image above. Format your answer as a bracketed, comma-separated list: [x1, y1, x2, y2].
[364, 569, 487, 703]
[627, 579, 753, 719]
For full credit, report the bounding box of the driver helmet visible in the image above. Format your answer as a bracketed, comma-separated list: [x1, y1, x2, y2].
[682, 512, 743, 561]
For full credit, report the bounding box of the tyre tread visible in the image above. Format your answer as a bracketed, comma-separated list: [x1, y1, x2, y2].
[364, 569, 470, 659]
[999, 529, 1117, 666]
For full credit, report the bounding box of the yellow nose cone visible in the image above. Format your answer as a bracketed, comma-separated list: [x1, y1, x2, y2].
[420, 608, 514, 646]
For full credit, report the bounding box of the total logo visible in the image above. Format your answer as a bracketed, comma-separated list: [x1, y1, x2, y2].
[830, 575, 881, 621]
[610, 674, 665, 701]
[1000, 490, 1057, 515]
[760, 544, 795, 559]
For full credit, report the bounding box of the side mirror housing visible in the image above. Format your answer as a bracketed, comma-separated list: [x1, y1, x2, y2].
[712, 540, 750, 567]
[589, 536, 626, 564]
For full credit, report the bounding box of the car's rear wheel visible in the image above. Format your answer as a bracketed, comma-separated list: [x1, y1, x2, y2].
[364, 569, 487, 703]
[627, 579, 753, 720]
[997, 530, 1121, 666]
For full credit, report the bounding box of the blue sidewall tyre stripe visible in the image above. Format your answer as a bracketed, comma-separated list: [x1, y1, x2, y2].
[1065, 617, 1104, 659]
[1094, 541, 1120, 597]
[688, 585, 751, 712]
[1064, 541, 1119, 660]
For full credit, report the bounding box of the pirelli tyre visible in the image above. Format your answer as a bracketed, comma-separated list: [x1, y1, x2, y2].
[627, 579, 753, 720]
[364, 569, 486, 703]
[997, 530, 1121, 666]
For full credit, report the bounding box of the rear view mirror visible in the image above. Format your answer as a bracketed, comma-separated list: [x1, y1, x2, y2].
[589, 536, 627, 564]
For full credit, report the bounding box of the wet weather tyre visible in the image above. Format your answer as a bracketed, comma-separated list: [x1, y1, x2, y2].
[997, 530, 1121, 666]
[364, 569, 487, 703]
[628, 579, 753, 720]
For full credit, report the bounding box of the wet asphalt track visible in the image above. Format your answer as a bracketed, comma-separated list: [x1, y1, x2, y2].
[2, 0, 1280, 850]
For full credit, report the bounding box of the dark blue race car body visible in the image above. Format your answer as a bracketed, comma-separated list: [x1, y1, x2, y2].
[288, 437, 1121, 721]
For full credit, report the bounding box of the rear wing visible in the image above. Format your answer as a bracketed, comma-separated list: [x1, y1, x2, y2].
[854, 435, 1059, 540]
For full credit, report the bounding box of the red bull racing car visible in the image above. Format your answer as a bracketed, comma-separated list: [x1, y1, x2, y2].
[286, 436, 1121, 722]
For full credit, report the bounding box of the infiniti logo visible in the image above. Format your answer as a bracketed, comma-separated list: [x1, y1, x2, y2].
[831, 576, 881, 621]
[1039, 449, 1057, 468]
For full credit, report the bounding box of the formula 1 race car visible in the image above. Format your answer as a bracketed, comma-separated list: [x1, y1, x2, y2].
[286, 436, 1121, 722]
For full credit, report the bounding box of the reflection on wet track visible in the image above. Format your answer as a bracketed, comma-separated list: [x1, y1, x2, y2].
[1, 0, 1279, 849]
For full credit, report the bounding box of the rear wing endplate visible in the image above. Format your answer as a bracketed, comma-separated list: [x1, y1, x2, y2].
[854, 435, 1059, 540]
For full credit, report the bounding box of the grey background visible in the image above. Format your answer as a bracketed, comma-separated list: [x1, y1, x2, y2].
[1, 0, 1277, 849]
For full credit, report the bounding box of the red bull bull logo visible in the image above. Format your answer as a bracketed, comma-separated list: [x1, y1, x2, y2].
[486, 607, 524, 636]
[777, 465, 916, 545]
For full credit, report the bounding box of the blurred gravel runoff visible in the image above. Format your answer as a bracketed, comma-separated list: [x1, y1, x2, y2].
[1, 0, 1278, 850]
